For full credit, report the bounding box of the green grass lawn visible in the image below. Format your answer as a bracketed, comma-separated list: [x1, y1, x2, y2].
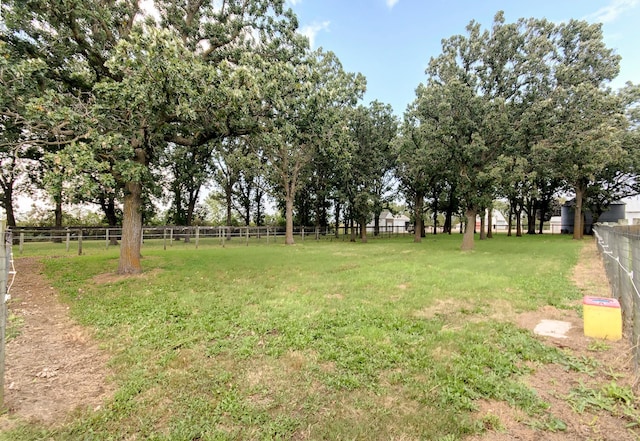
[5, 234, 591, 440]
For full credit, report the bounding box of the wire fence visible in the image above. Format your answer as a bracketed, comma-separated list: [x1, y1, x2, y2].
[0, 221, 13, 407]
[8, 225, 413, 254]
[592, 223, 640, 369]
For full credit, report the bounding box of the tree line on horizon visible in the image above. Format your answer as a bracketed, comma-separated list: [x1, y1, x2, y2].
[1, 1, 639, 273]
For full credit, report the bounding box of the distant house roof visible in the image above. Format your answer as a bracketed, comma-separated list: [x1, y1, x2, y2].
[562, 199, 625, 207]
[367, 210, 410, 228]
[379, 210, 410, 222]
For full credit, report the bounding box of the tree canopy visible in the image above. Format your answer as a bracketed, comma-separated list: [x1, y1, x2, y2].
[398, 12, 636, 249]
[1, 5, 639, 269]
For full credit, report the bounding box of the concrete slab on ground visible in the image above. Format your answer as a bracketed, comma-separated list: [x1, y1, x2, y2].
[533, 319, 573, 339]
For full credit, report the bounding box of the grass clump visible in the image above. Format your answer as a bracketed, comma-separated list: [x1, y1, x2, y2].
[3, 234, 587, 440]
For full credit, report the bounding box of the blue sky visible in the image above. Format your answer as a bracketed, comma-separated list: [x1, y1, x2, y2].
[285, 0, 640, 115]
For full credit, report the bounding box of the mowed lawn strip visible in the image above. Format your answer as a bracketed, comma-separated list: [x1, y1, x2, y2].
[7, 234, 590, 440]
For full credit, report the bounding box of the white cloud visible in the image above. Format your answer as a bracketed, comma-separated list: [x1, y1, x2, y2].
[586, 0, 638, 23]
[299, 20, 330, 48]
[386, 0, 400, 9]
[286, 0, 302, 6]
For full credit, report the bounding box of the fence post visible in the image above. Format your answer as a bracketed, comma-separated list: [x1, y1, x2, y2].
[78, 229, 83, 256]
[19, 232, 24, 254]
[266, 227, 269, 245]
[246, 227, 249, 246]
[170, 228, 173, 247]
[195, 226, 200, 249]
[66, 229, 70, 252]
[0, 220, 8, 408]
[105, 229, 109, 249]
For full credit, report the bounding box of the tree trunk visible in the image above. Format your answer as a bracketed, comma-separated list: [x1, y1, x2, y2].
[349, 216, 356, 242]
[118, 180, 143, 274]
[573, 186, 585, 240]
[334, 201, 341, 239]
[487, 203, 493, 239]
[99, 195, 120, 245]
[526, 199, 536, 235]
[285, 195, 295, 245]
[516, 208, 523, 237]
[360, 218, 368, 243]
[461, 208, 476, 251]
[242, 194, 251, 226]
[255, 189, 264, 226]
[315, 197, 322, 232]
[414, 191, 424, 243]
[507, 200, 514, 237]
[186, 188, 199, 227]
[373, 212, 380, 237]
[538, 204, 546, 235]
[52, 195, 63, 243]
[182, 189, 199, 244]
[432, 191, 439, 235]
[443, 211, 452, 234]
[444, 198, 454, 234]
[479, 208, 486, 240]
[1, 185, 17, 227]
[225, 184, 233, 227]
[444, 186, 456, 235]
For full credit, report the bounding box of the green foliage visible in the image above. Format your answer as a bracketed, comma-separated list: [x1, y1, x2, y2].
[343, 101, 398, 232]
[261, 48, 365, 243]
[566, 381, 640, 426]
[400, 12, 634, 245]
[6, 310, 24, 341]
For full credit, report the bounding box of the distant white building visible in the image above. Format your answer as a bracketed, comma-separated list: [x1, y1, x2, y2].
[624, 195, 640, 223]
[366, 210, 411, 232]
[475, 209, 509, 231]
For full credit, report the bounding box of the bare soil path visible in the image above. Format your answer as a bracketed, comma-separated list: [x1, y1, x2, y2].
[0, 257, 113, 429]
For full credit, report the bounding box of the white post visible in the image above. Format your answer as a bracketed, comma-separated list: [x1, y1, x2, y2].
[195, 226, 200, 249]
[105, 228, 110, 249]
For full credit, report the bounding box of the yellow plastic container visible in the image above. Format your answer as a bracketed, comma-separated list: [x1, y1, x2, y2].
[583, 296, 622, 341]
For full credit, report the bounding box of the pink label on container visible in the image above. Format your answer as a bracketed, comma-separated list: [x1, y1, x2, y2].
[583, 296, 620, 308]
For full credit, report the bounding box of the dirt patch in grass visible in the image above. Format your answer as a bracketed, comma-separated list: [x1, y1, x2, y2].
[471, 239, 640, 441]
[0, 257, 114, 429]
[92, 267, 163, 285]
